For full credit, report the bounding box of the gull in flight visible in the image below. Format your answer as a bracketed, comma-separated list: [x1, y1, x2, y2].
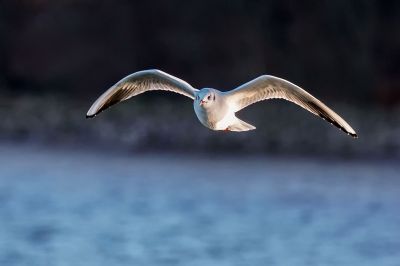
[87, 69, 357, 138]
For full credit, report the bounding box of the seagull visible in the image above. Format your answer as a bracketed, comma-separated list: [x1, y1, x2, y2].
[86, 69, 357, 138]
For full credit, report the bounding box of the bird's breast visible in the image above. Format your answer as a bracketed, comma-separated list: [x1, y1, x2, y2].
[193, 102, 230, 130]
[194, 104, 215, 129]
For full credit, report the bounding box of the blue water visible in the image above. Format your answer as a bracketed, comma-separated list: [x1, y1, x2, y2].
[0, 144, 399, 266]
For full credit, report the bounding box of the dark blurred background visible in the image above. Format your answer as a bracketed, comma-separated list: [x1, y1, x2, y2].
[0, 0, 399, 156]
[1, 0, 399, 102]
[1, 2, 400, 266]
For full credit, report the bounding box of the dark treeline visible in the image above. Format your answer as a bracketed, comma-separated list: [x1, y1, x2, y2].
[1, 0, 399, 105]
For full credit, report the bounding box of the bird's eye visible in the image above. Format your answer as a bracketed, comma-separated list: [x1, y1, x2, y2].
[207, 95, 211, 100]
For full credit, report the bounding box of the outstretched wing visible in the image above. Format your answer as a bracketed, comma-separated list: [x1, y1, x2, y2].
[86, 69, 198, 118]
[226, 75, 357, 138]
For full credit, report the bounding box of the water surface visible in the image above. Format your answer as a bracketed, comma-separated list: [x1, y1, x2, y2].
[0, 144, 399, 266]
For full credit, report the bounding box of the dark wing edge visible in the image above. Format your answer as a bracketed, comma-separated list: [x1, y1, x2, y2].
[86, 69, 197, 118]
[227, 75, 358, 138]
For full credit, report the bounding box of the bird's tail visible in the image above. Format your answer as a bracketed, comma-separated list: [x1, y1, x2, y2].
[227, 117, 256, 131]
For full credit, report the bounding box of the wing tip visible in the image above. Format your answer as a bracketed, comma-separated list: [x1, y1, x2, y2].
[86, 103, 111, 119]
[345, 126, 358, 139]
[341, 128, 358, 139]
[86, 108, 97, 119]
[349, 132, 358, 139]
[86, 107, 100, 119]
[318, 113, 358, 139]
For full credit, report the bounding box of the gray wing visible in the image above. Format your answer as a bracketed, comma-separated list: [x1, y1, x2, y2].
[226, 75, 357, 138]
[86, 69, 198, 118]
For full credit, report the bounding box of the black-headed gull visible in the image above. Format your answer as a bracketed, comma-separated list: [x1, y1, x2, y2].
[87, 69, 357, 138]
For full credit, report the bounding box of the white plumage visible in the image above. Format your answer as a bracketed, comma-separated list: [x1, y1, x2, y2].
[87, 69, 357, 138]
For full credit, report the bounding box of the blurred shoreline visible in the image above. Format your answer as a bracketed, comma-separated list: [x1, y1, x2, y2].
[1, 92, 399, 159]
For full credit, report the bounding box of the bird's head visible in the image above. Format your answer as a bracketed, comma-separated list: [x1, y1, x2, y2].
[195, 88, 216, 108]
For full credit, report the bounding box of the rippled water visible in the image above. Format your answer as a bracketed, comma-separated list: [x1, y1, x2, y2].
[0, 144, 399, 266]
